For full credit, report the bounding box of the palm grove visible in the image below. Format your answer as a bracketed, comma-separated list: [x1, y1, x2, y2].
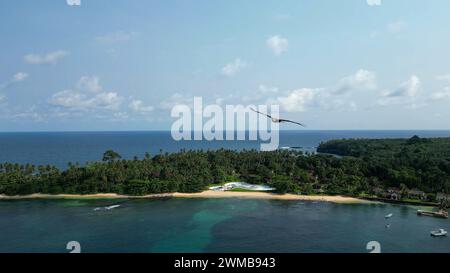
[0, 136, 449, 201]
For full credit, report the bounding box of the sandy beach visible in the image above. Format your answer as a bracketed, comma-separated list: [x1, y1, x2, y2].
[173, 191, 369, 203]
[0, 191, 369, 204]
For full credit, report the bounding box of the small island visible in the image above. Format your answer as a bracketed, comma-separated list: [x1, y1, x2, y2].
[0, 136, 449, 206]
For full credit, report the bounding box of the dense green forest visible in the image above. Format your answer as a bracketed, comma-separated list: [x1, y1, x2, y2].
[0, 136, 449, 200]
[317, 136, 450, 196]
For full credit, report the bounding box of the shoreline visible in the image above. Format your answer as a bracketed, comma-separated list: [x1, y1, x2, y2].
[172, 191, 370, 203]
[0, 191, 371, 204]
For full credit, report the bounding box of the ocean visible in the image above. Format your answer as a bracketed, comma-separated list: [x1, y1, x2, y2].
[0, 198, 449, 253]
[1, 130, 450, 253]
[1, 130, 450, 169]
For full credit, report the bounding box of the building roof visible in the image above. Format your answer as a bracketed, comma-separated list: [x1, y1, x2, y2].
[408, 189, 425, 195]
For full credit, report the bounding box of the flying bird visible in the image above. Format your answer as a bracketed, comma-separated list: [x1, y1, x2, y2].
[250, 108, 306, 127]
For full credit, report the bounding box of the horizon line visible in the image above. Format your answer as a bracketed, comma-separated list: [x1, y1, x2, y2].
[2, 129, 450, 134]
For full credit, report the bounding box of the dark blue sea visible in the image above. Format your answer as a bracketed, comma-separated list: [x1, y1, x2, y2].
[1, 130, 450, 168]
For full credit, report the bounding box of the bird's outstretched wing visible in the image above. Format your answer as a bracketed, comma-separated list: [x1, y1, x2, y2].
[250, 107, 272, 119]
[279, 119, 306, 127]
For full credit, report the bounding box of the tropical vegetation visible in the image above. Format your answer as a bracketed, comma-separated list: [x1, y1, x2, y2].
[0, 136, 449, 201]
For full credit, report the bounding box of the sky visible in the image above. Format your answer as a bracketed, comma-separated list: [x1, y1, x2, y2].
[1, 0, 450, 131]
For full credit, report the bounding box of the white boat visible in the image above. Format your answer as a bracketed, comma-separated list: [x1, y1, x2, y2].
[385, 213, 393, 219]
[105, 205, 121, 210]
[94, 204, 121, 211]
[430, 229, 448, 237]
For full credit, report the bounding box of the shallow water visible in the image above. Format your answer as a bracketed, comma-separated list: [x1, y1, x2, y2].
[0, 198, 449, 253]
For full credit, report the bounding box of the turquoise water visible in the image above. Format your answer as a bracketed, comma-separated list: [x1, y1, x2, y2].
[0, 198, 449, 253]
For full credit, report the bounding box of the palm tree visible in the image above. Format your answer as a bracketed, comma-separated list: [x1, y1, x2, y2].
[102, 150, 122, 162]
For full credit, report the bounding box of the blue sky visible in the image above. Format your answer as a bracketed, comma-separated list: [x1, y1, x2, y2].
[1, 0, 450, 131]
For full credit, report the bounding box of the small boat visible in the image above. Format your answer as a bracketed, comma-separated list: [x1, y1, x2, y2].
[385, 213, 393, 219]
[94, 204, 121, 211]
[430, 229, 448, 237]
[105, 205, 121, 210]
[385, 224, 391, 229]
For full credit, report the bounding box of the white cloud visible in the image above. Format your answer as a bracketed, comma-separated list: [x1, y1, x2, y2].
[383, 75, 420, 97]
[66, 0, 81, 6]
[12, 72, 29, 82]
[77, 76, 102, 93]
[160, 93, 194, 110]
[49, 77, 123, 112]
[5, 76, 159, 122]
[96, 31, 138, 44]
[9, 106, 47, 122]
[432, 74, 450, 100]
[221, 59, 247, 77]
[366, 0, 381, 6]
[110, 112, 129, 122]
[377, 75, 421, 107]
[129, 100, 154, 113]
[387, 21, 407, 34]
[49, 90, 89, 110]
[333, 69, 377, 94]
[316, 97, 359, 112]
[260, 70, 376, 113]
[49, 90, 123, 111]
[431, 87, 450, 100]
[272, 88, 317, 113]
[0, 72, 29, 90]
[92, 92, 123, 110]
[24, 50, 69, 65]
[267, 35, 289, 56]
[240, 84, 279, 103]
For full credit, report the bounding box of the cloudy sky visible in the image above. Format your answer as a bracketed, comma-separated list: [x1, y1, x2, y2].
[1, 0, 450, 131]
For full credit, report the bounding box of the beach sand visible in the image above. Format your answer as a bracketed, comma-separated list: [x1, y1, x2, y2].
[173, 191, 369, 203]
[0, 191, 369, 204]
